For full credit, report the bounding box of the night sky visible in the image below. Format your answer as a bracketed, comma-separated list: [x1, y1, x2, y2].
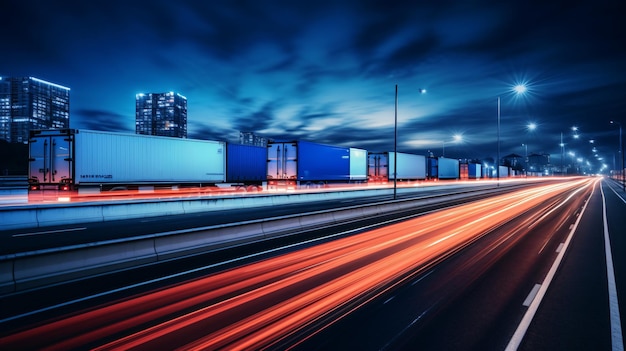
[2, 0, 624, 172]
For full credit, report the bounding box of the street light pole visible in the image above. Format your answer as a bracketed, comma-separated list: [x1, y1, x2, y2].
[560, 132, 565, 175]
[522, 143, 528, 176]
[619, 123, 626, 193]
[611, 120, 624, 192]
[394, 84, 398, 200]
[497, 96, 500, 186]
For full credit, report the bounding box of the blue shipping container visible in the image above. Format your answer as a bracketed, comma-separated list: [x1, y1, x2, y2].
[438, 157, 460, 179]
[226, 144, 267, 183]
[468, 163, 482, 179]
[297, 141, 351, 181]
[427, 157, 438, 179]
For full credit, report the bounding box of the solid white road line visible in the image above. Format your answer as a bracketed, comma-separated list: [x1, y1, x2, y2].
[601, 183, 624, 351]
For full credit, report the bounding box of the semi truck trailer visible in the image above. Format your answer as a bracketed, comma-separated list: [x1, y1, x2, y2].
[266, 140, 367, 189]
[368, 152, 426, 182]
[28, 129, 265, 194]
[437, 157, 460, 180]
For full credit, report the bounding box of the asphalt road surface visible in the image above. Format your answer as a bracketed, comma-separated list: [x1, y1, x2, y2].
[3, 177, 620, 350]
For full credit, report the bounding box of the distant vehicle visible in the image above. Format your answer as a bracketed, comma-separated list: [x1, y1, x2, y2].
[28, 129, 266, 194]
[438, 157, 460, 180]
[368, 152, 426, 183]
[460, 162, 482, 179]
[267, 140, 367, 189]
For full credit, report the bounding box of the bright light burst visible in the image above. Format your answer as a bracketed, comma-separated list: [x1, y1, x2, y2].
[513, 84, 527, 94]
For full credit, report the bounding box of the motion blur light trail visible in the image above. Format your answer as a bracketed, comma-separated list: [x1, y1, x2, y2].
[0, 178, 597, 350]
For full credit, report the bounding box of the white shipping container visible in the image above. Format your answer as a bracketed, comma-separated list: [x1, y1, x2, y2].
[390, 152, 426, 180]
[349, 148, 368, 180]
[498, 165, 510, 178]
[74, 130, 226, 184]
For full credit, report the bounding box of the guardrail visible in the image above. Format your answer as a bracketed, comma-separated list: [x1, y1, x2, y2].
[0, 176, 28, 205]
[0, 188, 473, 293]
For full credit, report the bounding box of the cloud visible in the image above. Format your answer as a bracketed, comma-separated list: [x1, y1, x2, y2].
[73, 109, 132, 133]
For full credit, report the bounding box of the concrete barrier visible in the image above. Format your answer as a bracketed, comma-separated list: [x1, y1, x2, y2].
[155, 222, 267, 261]
[0, 187, 394, 231]
[36, 205, 104, 227]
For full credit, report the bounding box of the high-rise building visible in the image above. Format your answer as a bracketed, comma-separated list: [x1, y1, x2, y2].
[0, 77, 70, 143]
[135, 92, 187, 138]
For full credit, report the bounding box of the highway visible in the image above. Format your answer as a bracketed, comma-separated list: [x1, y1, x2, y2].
[2, 177, 622, 350]
[0, 180, 540, 254]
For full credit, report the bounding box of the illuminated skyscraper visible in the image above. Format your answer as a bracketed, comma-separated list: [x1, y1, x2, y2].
[0, 77, 70, 143]
[135, 92, 187, 138]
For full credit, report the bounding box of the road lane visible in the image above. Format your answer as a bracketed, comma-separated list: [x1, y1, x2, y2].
[513, 178, 623, 350]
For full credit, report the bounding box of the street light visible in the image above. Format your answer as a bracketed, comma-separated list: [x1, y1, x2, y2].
[572, 126, 580, 139]
[610, 120, 624, 192]
[497, 84, 527, 186]
[523, 122, 537, 174]
[394, 85, 426, 199]
[560, 132, 565, 175]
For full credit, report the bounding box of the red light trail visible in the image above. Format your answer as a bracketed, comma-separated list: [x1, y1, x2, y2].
[0, 178, 597, 350]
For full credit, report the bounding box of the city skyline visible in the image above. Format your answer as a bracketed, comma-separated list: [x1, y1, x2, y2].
[1, 1, 624, 172]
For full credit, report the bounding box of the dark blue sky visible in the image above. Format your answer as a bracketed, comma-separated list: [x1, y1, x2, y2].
[2, 0, 624, 172]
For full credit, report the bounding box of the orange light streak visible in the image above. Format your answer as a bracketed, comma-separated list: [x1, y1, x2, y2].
[0, 178, 597, 350]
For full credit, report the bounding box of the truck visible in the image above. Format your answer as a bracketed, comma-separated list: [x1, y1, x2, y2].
[437, 157, 460, 180]
[427, 157, 438, 180]
[28, 129, 266, 194]
[498, 165, 510, 178]
[368, 152, 426, 183]
[460, 162, 482, 179]
[225, 143, 267, 191]
[266, 140, 367, 189]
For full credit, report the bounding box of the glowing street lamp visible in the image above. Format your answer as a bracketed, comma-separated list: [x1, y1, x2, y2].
[523, 122, 537, 172]
[497, 83, 527, 185]
[513, 84, 527, 94]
